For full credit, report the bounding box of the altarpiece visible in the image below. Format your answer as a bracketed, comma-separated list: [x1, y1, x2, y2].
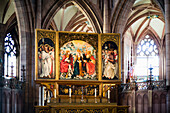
[34, 29, 128, 113]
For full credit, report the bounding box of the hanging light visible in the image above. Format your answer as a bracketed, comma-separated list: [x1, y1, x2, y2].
[147, 15, 159, 19]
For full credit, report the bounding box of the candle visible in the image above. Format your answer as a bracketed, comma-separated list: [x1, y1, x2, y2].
[47, 91, 50, 103]
[11, 62, 13, 77]
[44, 90, 46, 100]
[42, 38, 44, 43]
[54, 89, 56, 98]
[69, 88, 71, 97]
[94, 88, 97, 97]
[81, 86, 83, 94]
[39, 87, 41, 106]
[108, 90, 110, 99]
[42, 86, 45, 106]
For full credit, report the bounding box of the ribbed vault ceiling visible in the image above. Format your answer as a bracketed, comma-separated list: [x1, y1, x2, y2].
[51, 2, 94, 33]
[124, 0, 165, 41]
[0, 0, 15, 24]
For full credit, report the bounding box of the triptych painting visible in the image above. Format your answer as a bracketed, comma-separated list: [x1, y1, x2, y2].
[35, 29, 120, 81]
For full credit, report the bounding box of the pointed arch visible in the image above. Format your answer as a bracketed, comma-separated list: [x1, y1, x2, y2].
[160, 93, 166, 113]
[3, 92, 7, 113]
[153, 93, 160, 113]
[136, 94, 143, 113]
[136, 29, 161, 52]
[127, 95, 132, 113]
[42, 0, 102, 33]
[143, 94, 149, 113]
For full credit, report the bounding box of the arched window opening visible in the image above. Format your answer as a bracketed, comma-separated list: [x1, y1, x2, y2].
[4, 33, 17, 79]
[135, 35, 159, 82]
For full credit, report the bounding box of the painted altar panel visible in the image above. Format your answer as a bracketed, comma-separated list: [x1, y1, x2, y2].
[58, 32, 98, 80]
[101, 34, 121, 80]
[35, 29, 56, 79]
[59, 85, 99, 96]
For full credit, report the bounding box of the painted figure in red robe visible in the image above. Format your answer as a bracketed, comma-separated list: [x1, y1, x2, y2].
[83, 51, 95, 77]
[60, 50, 73, 78]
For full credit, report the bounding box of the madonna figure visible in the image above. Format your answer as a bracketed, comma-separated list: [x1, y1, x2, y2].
[73, 49, 84, 79]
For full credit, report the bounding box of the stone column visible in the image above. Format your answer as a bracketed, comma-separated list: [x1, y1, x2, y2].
[36, 0, 41, 28]
[165, 0, 170, 113]
[133, 42, 138, 80]
[35, 1, 42, 107]
[148, 90, 152, 113]
[103, 0, 110, 33]
[0, 24, 5, 78]
[0, 24, 5, 113]
[14, 0, 29, 112]
[121, 38, 125, 83]
[159, 51, 163, 80]
[34, 0, 42, 110]
[131, 90, 135, 113]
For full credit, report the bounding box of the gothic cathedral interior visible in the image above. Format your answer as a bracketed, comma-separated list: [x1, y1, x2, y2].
[0, 0, 169, 113]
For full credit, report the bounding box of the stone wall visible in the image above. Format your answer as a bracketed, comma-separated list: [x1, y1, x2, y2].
[120, 81, 167, 113]
[0, 79, 24, 113]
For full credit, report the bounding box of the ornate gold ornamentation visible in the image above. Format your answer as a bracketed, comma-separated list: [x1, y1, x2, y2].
[65, 109, 106, 113]
[37, 30, 56, 44]
[117, 109, 127, 113]
[39, 109, 50, 113]
[101, 34, 119, 46]
[59, 32, 98, 50]
[35, 105, 129, 113]
[103, 84, 116, 97]
[55, 109, 61, 113]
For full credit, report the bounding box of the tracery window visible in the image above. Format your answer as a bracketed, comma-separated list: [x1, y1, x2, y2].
[135, 35, 159, 82]
[4, 33, 17, 78]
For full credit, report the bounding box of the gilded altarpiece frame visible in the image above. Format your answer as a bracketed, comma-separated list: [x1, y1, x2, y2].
[35, 30, 121, 100]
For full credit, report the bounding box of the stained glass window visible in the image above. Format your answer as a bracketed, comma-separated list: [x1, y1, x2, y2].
[135, 35, 159, 82]
[4, 33, 17, 78]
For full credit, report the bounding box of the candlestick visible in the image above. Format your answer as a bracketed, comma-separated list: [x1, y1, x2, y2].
[11, 62, 14, 78]
[81, 86, 84, 103]
[21, 65, 26, 81]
